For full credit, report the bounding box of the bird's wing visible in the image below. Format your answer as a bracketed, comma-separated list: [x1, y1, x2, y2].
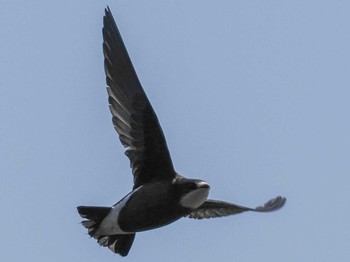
[188, 196, 286, 219]
[103, 7, 175, 188]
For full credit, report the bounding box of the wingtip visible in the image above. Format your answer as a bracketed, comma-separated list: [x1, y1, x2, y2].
[104, 6, 112, 18]
[255, 196, 286, 212]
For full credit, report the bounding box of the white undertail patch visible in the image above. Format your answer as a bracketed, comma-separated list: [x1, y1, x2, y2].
[96, 186, 143, 235]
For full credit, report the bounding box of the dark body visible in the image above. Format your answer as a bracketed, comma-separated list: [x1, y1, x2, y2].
[118, 180, 189, 232]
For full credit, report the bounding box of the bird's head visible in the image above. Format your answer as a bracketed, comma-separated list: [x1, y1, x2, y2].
[173, 176, 210, 209]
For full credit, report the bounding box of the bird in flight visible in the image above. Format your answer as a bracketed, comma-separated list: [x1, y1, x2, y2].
[77, 6, 286, 257]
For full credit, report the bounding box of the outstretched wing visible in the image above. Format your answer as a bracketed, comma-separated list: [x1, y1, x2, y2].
[188, 196, 286, 219]
[103, 7, 175, 188]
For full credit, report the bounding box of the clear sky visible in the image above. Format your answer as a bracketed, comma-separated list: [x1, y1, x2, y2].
[1, 1, 349, 261]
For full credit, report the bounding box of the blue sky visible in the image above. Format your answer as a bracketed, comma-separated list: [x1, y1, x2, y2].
[1, 1, 349, 261]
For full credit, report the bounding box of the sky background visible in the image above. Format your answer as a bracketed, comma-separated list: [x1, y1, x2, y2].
[1, 1, 350, 261]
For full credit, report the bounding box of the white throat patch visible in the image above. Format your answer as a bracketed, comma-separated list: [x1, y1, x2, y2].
[179, 188, 209, 209]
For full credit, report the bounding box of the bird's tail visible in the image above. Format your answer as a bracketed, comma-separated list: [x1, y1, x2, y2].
[77, 206, 135, 256]
[77, 206, 111, 236]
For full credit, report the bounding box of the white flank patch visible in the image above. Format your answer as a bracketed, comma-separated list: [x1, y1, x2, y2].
[96, 186, 143, 235]
[180, 188, 209, 209]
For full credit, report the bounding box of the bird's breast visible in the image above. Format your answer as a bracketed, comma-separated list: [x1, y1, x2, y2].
[117, 183, 188, 232]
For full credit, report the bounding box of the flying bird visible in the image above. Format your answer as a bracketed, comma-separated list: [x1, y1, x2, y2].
[77, 7, 286, 257]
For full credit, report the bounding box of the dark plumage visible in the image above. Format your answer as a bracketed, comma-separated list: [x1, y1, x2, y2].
[77, 6, 286, 257]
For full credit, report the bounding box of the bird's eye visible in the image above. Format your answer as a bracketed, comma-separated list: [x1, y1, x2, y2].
[187, 183, 196, 190]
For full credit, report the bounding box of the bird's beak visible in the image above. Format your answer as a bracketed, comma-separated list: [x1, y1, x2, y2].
[197, 180, 210, 189]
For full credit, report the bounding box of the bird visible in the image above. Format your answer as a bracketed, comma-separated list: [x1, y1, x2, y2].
[77, 6, 286, 257]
